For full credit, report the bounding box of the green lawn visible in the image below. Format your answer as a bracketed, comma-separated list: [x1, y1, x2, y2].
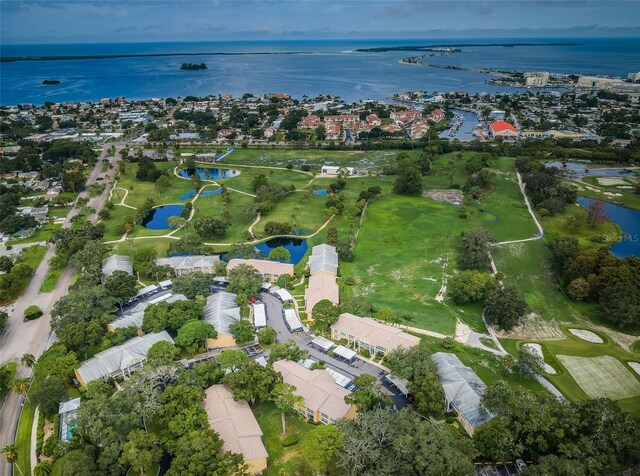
[499, 330, 640, 415]
[40, 267, 62, 293]
[1, 246, 47, 305]
[16, 395, 36, 476]
[252, 401, 316, 476]
[8, 223, 61, 245]
[571, 177, 640, 211]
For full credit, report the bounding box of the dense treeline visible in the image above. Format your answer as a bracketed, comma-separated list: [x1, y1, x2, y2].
[478, 382, 640, 474]
[549, 237, 640, 327]
[516, 156, 577, 215]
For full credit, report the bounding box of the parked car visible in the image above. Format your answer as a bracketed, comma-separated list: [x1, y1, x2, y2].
[515, 459, 528, 473]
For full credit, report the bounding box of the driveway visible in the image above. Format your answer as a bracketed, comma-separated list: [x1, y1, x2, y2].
[261, 292, 407, 409]
[0, 144, 121, 476]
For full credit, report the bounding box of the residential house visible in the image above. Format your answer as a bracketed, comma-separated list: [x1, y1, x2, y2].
[431, 352, 494, 436]
[305, 244, 339, 320]
[107, 293, 187, 333]
[75, 331, 174, 385]
[156, 255, 219, 276]
[331, 313, 420, 358]
[366, 114, 382, 126]
[273, 360, 357, 424]
[102, 254, 133, 279]
[227, 258, 294, 283]
[203, 385, 269, 475]
[319, 166, 355, 176]
[203, 291, 242, 348]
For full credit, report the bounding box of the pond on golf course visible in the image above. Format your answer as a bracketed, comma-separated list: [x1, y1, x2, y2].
[141, 205, 186, 230]
[547, 161, 638, 178]
[255, 236, 308, 265]
[179, 167, 240, 180]
[178, 187, 222, 201]
[577, 197, 640, 258]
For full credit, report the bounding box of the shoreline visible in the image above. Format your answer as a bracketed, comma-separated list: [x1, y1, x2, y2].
[0, 50, 314, 63]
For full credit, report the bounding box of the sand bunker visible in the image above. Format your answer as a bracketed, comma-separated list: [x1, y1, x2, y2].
[568, 328, 604, 343]
[629, 362, 640, 376]
[523, 343, 557, 375]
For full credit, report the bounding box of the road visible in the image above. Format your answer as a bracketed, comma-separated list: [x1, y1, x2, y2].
[0, 144, 121, 476]
[260, 293, 407, 409]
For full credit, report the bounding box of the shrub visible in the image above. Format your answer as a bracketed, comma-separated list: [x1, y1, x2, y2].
[282, 435, 299, 447]
[42, 435, 59, 457]
[24, 305, 43, 320]
[442, 336, 455, 349]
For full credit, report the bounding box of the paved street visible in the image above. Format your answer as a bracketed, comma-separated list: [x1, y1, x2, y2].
[260, 292, 407, 409]
[0, 144, 121, 476]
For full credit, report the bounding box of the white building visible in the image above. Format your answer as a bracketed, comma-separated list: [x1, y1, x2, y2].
[524, 72, 550, 87]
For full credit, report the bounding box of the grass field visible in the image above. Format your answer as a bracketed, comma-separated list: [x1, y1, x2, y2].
[16, 395, 35, 476]
[40, 267, 62, 293]
[252, 401, 316, 476]
[556, 355, 640, 400]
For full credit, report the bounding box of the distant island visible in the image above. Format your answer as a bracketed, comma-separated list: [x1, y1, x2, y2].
[180, 63, 208, 70]
[355, 42, 580, 52]
[42, 79, 60, 85]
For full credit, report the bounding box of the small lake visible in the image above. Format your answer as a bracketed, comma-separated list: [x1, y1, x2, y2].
[141, 205, 185, 230]
[179, 167, 240, 180]
[178, 187, 222, 201]
[547, 161, 638, 178]
[313, 189, 328, 196]
[577, 197, 640, 258]
[255, 236, 309, 265]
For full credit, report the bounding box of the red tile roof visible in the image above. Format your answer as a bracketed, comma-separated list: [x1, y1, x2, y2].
[490, 121, 517, 133]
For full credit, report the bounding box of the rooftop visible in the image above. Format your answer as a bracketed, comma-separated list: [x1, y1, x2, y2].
[203, 291, 241, 335]
[332, 313, 420, 352]
[203, 384, 268, 462]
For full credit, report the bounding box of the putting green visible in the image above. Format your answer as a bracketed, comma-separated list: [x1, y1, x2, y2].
[556, 355, 640, 400]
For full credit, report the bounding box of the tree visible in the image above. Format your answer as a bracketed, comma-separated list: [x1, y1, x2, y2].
[133, 247, 158, 276]
[0, 256, 13, 273]
[459, 227, 495, 269]
[344, 374, 392, 411]
[587, 200, 607, 228]
[146, 341, 180, 366]
[340, 296, 372, 316]
[155, 175, 172, 192]
[172, 272, 212, 299]
[104, 270, 137, 311]
[267, 339, 309, 364]
[336, 408, 474, 476]
[217, 349, 249, 372]
[303, 425, 343, 472]
[119, 429, 163, 476]
[20, 353, 36, 368]
[267, 246, 291, 263]
[143, 299, 204, 334]
[257, 326, 277, 346]
[516, 346, 544, 377]
[271, 382, 303, 436]
[58, 449, 98, 476]
[447, 270, 496, 304]
[484, 285, 527, 331]
[326, 226, 339, 245]
[33, 461, 52, 476]
[174, 320, 217, 353]
[228, 264, 262, 302]
[193, 217, 230, 238]
[229, 319, 255, 345]
[11, 377, 31, 403]
[222, 361, 281, 406]
[167, 429, 244, 476]
[409, 373, 445, 416]
[312, 299, 340, 332]
[567, 277, 590, 301]
[375, 307, 397, 325]
[32, 378, 67, 417]
[0, 311, 7, 334]
[2, 444, 22, 476]
[393, 158, 423, 195]
[473, 418, 519, 463]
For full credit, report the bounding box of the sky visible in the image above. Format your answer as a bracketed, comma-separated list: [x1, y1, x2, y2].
[1, 0, 639, 45]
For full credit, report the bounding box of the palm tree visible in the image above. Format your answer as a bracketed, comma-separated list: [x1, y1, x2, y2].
[11, 378, 31, 403]
[34, 461, 52, 476]
[20, 353, 35, 369]
[2, 444, 23, 476]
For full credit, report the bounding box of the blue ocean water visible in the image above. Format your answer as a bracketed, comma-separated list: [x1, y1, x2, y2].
[1, 38, 639, 105]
